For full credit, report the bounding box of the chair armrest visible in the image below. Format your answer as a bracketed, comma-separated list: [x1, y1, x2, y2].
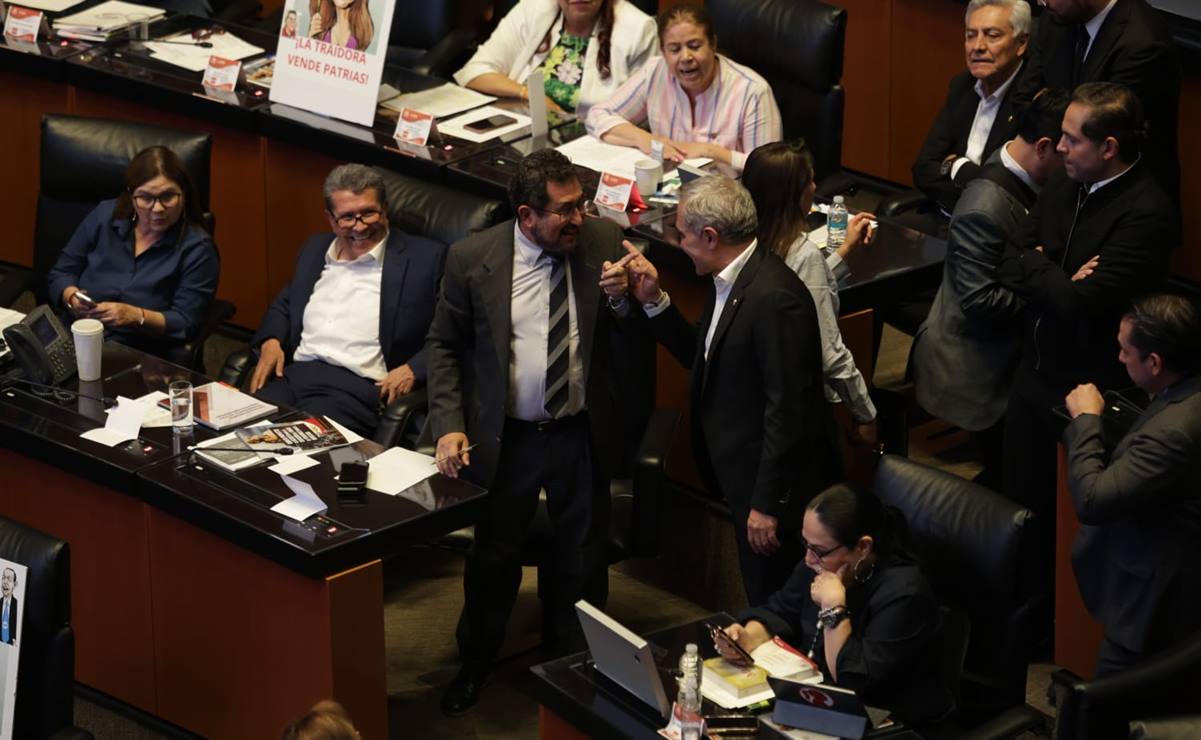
[219, 348, 255, 389]
[407, 28, 478, 78]
[627, 408, 680, 557]
[1130, 715, 1201, 739]
[877, 189, 932, 217]
[953, 705, 1045, 740]
[373, 386, 429, 449]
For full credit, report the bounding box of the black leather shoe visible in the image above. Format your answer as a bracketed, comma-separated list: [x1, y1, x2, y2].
[441, 665, 486, 717]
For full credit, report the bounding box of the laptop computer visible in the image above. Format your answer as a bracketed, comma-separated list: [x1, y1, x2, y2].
[575, 600, 672, 720]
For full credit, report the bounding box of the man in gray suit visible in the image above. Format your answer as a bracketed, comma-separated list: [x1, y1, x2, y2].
[912, 88, 1069, 483]
[427, 149, 637, 715]
[1063, 293, 1201, 676]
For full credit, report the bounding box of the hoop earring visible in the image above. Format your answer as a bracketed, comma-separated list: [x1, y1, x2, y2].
[852, 557, 876, 584]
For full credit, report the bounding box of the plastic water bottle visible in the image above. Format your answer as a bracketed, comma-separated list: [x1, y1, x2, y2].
[827, 194, 848, 250]
[676, 643, 703, 740]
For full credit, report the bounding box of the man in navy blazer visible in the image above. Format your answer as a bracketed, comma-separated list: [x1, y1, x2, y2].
[248, 164, 447, 438]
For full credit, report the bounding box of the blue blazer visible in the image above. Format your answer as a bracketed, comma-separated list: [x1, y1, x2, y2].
[252, 230, 447, 381]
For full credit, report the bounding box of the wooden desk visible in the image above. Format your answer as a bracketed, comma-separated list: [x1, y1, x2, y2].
[0, 344, 485, 739]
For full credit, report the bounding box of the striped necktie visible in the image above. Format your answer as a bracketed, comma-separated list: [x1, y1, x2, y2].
[544, 252, 570, 418]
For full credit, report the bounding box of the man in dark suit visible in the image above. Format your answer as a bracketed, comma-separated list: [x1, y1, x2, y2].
[1021, 0, 1180, 197]
[1, 567, 16, 645]
[1063, 293, 1201, 676]
[913, 0, 1033, 215]
[998, 82, 1177, 614]
[248, 164, 446, 438]
[625, 175, 840, 606]
[913, 87, 1070, 485]
[427, 149, 636, 715]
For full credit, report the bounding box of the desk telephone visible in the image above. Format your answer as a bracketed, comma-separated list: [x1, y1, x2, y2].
[1, 305, 77, 385]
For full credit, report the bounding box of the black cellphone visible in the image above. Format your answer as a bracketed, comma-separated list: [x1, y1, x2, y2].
[706, 621, 755, 667]
[465, 114, 517, 132]
[338, 459, 368, 486]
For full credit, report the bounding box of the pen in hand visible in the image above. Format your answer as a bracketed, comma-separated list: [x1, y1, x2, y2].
[433, 443, 478, 466]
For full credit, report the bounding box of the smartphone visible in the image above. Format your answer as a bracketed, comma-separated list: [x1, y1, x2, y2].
[465, 114, 517, 133]
[74, 290, 97, 308]
[706, 621, 755, 667]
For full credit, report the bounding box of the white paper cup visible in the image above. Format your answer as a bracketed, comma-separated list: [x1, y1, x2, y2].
[71, 318, 104, 382]
[634, 159, 662, 197]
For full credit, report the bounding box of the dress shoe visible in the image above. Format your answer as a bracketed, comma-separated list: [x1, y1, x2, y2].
[441, 665, 487, 717]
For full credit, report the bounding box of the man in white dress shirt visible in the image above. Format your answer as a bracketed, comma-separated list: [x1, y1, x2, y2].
[426, 149, 637, 715]
[248, 164, 447, 438]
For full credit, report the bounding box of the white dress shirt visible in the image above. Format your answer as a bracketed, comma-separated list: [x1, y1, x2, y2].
[1088, 156, 1139, 195]
[507, 223, 584, 421]
[999, 140, 1041, 194]
[293, 235, 389, 381]
[705, 240, 757, 360]
[951, 61, 1024, 179]
[1083, 0, 1119, 60]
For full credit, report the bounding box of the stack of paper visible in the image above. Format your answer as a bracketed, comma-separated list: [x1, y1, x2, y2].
[7, 0, 88, 13]
[52, 0, 164, 41]
[380, 83, 495, 119]
[145, 31, 264, 72]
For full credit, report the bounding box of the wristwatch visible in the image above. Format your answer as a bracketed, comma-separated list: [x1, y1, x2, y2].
[817, 605, 851, 629]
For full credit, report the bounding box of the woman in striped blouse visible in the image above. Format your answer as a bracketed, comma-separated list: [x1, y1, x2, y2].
[585, 3, 781, 171]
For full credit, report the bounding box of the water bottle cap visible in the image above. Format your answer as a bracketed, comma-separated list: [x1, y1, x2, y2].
[685, 643, 698, 654]
[833, 195, 845, 204]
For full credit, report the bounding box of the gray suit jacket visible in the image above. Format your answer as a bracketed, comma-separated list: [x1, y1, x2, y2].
[1065, 375, 1201, 655]
[912, 159, 1034, 430]
[424, 218, 635, 489]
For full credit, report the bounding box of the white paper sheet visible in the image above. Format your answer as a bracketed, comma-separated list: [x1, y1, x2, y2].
[381, 82, 496, 119]
[365, 446, 437, 495]
[326, 417, 364, 445]
[269, 454, 320, 475]
[270, 474, 327, 521]
[438, 105, 531, 144]
[81, 396, 143, 446]
[555, 135, 647, 177]
[145, 32, 264, 72]
[52, 0, 162, 31]
[106, 391, 171, 427]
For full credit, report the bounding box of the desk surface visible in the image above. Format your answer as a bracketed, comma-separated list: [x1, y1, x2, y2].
[531, 616, 924, 740]
[0, 341, 486, 577]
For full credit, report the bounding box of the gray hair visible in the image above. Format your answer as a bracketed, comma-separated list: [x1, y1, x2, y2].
[678, 175, 758, 244]
[965, 0, 1031, 38]
[322, 164, 388, 212]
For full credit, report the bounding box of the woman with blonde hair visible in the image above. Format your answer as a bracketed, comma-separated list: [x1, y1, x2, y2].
[280, 700, 359, 740]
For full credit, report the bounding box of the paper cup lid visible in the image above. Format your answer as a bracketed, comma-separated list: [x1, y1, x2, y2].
[72, 318, 104, 335]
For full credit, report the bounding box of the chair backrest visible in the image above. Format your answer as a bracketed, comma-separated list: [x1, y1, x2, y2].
[0, 516, 74, 740]
[375, 166, 505, 247]
[35, 114, 212, 304]
[388, 0, 461, 54]
[706, 0, 846, 181]
[1054, 630, 1201, 740]
[872, 454, 1035, 716]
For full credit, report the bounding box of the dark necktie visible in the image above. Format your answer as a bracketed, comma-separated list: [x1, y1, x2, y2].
[1072, 25, 1090, 86]
[544, 252, 569, 418]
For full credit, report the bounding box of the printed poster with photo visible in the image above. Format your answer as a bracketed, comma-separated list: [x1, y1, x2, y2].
[0, 559, 28, 740]
[269, 0, 394, 126]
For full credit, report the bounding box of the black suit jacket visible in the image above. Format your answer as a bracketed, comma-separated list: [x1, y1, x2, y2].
[252, 229, 447, 381]
[1, 595, 15, 644]
[1065, 375, 1201, 654]
[648, 244, 839, 528]
[425, 218, 636, 489]
[1019, 0, 1181, 197]
[912, 68, 1024, 213]
[998, 162, 1176, 389]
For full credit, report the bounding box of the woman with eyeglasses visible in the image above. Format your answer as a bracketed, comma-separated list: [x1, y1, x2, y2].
[49, 146, 219, 360]
[742, 140, 878, 446]
[718, 485, 954, 728]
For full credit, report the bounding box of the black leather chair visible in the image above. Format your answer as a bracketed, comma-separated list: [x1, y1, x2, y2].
[218, 165, 506, 449]
[0, 516, 93, 740]
[385, 0, 486, 78]
[871, 454, 1044, 730]
[707, 0, 845, 183]
[0, 114, 235, 372]
[1130, 715, 1201, 740]
[1043, 630, 1201, 740]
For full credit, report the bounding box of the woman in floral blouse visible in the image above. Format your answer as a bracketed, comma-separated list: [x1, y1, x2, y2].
[453, 0, 657, 115]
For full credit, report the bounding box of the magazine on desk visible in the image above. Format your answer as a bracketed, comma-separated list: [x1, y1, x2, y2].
[193, 415, 350, 472]
[156, 381, 276, 431]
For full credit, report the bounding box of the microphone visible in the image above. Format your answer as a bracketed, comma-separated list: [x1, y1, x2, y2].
[1, 375, 116, 407]
[188, 445, 294, 455]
